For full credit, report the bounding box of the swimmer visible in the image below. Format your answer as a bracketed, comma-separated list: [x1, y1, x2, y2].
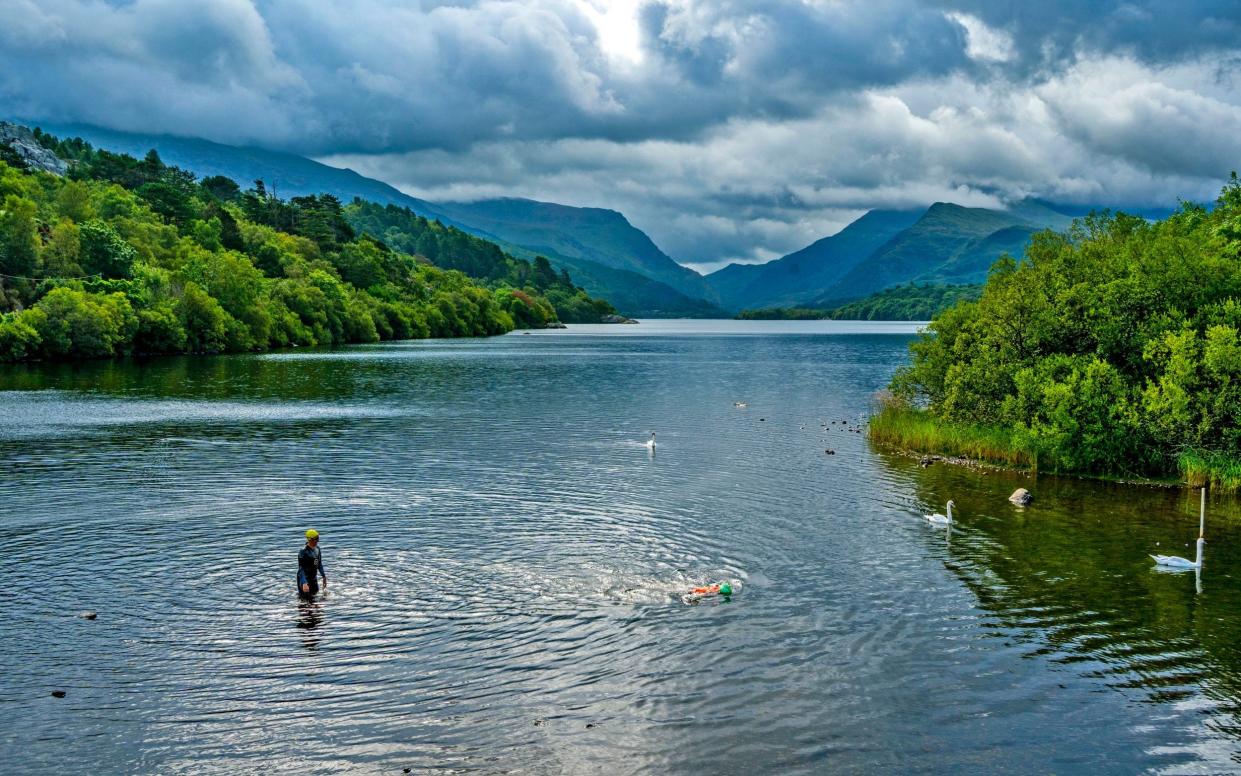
[298, 529, 327, 598]
[688, 581, 733, 597]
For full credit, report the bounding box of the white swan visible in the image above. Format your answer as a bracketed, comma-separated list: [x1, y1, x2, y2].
[1152, 488, 1206, 569]
[1151, 538, 1204, 568]
[926, 500, 954, 525]
[734, 402, 748, 408]
[644, 432, 656, 449]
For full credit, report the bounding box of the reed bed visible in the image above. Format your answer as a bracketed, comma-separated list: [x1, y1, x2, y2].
[868, 404, 1036, 469]
[1179, 450, 1241, 493]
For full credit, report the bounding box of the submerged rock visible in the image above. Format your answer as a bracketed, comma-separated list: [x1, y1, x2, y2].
[1009, 488, 1033, 505]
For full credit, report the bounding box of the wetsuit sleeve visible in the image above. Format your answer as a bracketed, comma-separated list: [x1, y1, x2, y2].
[317, 549, 326, 579]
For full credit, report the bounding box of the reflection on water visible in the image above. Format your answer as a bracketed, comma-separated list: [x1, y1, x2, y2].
[1, 321, 1240, 773]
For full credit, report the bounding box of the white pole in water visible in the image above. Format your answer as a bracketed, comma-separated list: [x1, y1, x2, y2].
[1200, 486, 1207, 539]
[1196, 486, 1207, 569]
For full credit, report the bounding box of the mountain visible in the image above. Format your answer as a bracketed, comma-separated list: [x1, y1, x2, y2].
[705, 208, 923, 310]
[30, 122, 454, 219]
[25, 121, 722, 317]
[707, 200, 1082, 312]
[818, 202, 1071, 304]
[434, 198, 716, 303]
[916, 224, 1040, 286]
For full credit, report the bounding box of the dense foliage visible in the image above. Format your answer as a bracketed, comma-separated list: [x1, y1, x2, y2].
[0, 133, 595, 361]
[736, 284, 982, 321]
[345, 201, 617, 323]
[824, 283, 982, 321]
[735, 307, 828, 320]
[890, 176, 1241, 483]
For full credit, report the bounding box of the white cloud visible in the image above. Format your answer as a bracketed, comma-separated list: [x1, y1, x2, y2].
[946, 12, 1013, 62]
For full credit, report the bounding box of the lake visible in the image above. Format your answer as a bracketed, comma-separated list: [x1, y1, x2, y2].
[2, 320, 1240, 774]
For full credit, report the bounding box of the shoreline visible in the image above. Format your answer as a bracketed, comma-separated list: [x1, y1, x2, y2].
[868, 405, 1216, 492]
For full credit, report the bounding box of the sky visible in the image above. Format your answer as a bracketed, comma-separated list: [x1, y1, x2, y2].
[2, 1, 1240, 273]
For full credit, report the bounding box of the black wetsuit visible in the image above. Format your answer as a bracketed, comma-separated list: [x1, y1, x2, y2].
[297, 545, 325, 596]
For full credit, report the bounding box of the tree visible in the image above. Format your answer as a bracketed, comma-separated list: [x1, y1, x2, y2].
[79, 219, 137, 278]
[0, 194, 39, 277]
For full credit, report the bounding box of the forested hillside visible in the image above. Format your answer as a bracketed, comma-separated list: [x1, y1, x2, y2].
[823, 283, 982, 320]
[735, 283, 982, 321]
[344, 201, 615, 323]
[880, 176, 1241, 488]
[29, 122, 717, 318]
[0, 132, 592, 361]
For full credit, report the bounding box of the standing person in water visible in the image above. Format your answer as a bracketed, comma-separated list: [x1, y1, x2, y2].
[298, 529, 327, 597]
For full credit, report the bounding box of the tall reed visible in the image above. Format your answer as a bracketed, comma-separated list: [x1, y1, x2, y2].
[1179, 450, 1241, 493]
[868, 401, 1036, 469]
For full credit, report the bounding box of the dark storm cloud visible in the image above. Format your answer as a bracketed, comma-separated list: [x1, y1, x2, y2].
[935, 1, 1241, 67]
[1, 0, 1239, 267]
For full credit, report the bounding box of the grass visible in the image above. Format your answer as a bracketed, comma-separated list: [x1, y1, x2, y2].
[868, 403, 1036, 469]
[1179, 450, 1241, 493]
[871, 403, 1241, 493]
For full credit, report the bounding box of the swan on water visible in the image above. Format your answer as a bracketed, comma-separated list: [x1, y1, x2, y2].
[925, 500, 954, 525]
[734, 402, 748, 408]
[644, 432, 656, 449]
[1152, 489, 1207, 569]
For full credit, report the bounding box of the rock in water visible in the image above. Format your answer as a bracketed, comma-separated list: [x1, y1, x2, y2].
[1009, 488, 1032, 505]
[79, 611, 97, 620]
[51, 690, 66, 698]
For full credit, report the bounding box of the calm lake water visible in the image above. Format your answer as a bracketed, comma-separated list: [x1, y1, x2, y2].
[3, 319, 1241, 774]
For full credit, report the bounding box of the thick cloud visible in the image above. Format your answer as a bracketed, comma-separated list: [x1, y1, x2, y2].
[2, 0, 1239, 268]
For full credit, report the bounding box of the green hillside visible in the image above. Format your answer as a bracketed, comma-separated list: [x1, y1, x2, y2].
[819, 203, 1056, 304]
[706, 209, 923, 311]
[25, 123, 718, 317]
[737, 282, 982, 321]
[435, 198, 717, 303]
[30, 122, 453, 219]
[917, 224, 1040, 285]
[0, 131, 580, 362]
[822, 283, 983, 320]
[344, 201, 616, 323]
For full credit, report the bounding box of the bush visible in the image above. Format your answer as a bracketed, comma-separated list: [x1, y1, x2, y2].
[134, 303, 187, 354]
[79, 219, 137, 278]
[178, 282, 230, 353]
[0, 308, 45, 360]
[31, 287, 135, 358]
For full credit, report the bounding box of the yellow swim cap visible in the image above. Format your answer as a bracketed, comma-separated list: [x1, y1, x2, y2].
[305, 529, 319, 540]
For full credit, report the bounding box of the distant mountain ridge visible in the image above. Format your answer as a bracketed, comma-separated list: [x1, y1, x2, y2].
[434, 198, 716, 303]
[711, 201, 1080, 311]
[706, 209, 923, 310]
[26, 122, 723, 318]
[22, 121, 1170, 319]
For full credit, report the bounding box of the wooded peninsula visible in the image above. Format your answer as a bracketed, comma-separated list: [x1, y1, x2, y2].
[0, 130, 616, 362]
[873, 174, 1241, 491]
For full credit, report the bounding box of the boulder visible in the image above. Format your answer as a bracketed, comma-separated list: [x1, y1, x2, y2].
[0, 122, 68, 175]
[1008, 488, 1032, 505]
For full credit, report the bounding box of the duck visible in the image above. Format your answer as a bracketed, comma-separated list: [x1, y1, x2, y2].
[926, 500, 954, 526]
